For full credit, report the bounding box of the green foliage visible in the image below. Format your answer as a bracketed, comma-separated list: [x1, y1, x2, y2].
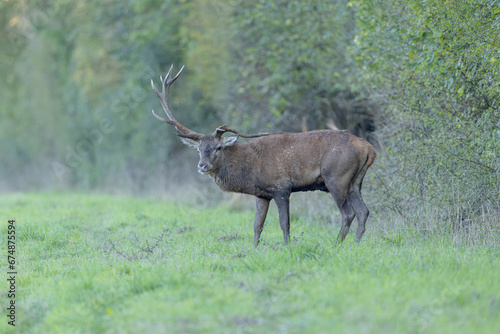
[0, 0, 191, 189]
[351, 0, 500, 216]
[0, 0, 378, 191]
[229, 0, 373, 132]
[1, 193, 499, 333]
[403, 0, 500, 105]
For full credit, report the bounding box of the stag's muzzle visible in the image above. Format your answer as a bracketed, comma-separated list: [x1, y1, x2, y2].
[198, 162, 212, 174]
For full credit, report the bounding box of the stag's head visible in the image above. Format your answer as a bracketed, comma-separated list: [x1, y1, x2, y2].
[151, 65, 267, 175]
[178, 127, 239, 175]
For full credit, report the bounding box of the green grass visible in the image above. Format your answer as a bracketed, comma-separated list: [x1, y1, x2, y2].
[1, 193, 499, 333]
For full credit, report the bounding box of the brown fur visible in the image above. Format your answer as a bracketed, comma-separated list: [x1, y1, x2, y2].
[152, 66, 376, 245]
[193, 129, 376, 245]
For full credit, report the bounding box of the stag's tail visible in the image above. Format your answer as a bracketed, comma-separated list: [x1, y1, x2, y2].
[366, 143, 377, 170]
[349, 141, 376, 193]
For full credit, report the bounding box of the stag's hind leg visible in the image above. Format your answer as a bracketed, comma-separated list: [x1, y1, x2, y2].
[347, 189, 369, 242]
[349, 159, 371, 242]
[325, 180, 356, 243]
[336, 197, 356, 243]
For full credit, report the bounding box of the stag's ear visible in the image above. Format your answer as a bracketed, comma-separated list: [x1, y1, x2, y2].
[222, 135, 238, 147]
[180, 137, 200, 149]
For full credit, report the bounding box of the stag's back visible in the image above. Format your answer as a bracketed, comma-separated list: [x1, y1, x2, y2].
[230, 130, 375, 195]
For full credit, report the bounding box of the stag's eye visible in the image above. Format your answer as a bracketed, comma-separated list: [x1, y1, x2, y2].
[216, 146, 222, 151]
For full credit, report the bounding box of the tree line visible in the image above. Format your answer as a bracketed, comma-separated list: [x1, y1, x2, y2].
[0, 0, 498, 218]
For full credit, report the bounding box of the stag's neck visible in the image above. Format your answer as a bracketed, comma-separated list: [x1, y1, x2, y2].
[211, 143, 257, 195]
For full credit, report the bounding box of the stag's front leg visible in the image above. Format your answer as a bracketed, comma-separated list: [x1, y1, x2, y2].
[274, 193, 291, 244]
[254, 197, 270, 246]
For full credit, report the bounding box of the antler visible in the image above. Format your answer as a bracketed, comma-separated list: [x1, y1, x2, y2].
[151, 65, 203, 139]
[213, 125, 269, 139]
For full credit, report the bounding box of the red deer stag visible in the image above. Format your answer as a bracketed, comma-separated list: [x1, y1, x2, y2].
[151, 65, 376, 245]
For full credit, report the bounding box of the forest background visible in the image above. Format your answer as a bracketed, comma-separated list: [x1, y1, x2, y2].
[1, 0, 499, 225]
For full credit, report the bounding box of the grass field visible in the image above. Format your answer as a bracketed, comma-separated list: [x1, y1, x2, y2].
[1, 193, 499, 333]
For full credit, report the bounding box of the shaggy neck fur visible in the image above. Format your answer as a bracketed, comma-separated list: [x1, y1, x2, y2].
[210, 143, 257, 195]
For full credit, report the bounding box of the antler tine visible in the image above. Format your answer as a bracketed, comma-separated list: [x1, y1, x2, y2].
[213, 124, 269, 139]
[151, 65, 200, 138]
[161, 65, 184, 96]
[160, 65, 185, 123]
[170, 64, 185, 82]
[151, 109, 179, 126]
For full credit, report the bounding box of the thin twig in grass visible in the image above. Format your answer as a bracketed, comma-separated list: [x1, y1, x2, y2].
[374, 170, 407, 219]
[109, 241, 134, 261]
[216, 233, 240, 242]
[109, 228, 169, 261]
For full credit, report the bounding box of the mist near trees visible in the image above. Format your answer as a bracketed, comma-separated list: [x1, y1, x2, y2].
[1, 1, 498, 220]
